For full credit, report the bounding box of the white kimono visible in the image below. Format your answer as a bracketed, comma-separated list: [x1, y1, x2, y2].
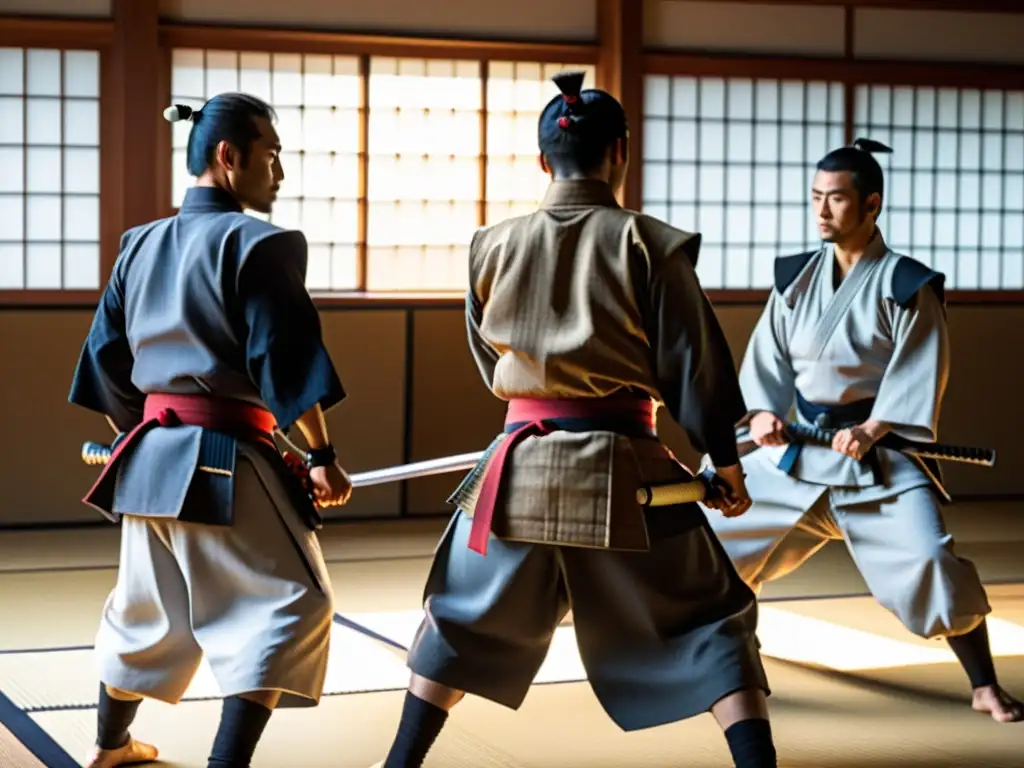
[706, 234, 992, 640]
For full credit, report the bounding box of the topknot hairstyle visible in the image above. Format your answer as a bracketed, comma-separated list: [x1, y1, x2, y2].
[163, 92, 277, 177]
[537, 71, 628, 174]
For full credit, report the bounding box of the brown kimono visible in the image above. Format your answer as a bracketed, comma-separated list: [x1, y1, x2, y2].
[406, 179, 769, 731]
[449, 179, 747, 551]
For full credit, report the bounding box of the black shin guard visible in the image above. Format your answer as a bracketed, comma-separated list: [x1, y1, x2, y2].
[724, 718, 777, 768]
[206, 696, 274, 768]
[947, 620, 998, 689]
[383, 692, 449, 768]
[96, 684, 142, 750]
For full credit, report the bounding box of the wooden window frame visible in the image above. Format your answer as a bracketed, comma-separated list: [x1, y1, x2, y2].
[159, 24, 599, 308]
[2, 8, 1021, 309]
[644, 50, 1024, 305]
[0, 17, 115, 307]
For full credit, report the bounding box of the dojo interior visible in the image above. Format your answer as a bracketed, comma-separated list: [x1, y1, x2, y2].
[1, 0, 1023, 765]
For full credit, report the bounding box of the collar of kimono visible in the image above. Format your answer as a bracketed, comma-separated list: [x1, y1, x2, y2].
[827, 228, 888, 268]
[179, 185, 245, 214]
[540, 179, 620, 209]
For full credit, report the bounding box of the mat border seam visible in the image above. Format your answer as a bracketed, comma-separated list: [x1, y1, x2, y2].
[0, 688, 79, 767]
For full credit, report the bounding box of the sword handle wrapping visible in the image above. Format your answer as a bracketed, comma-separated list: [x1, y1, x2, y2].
[81, 441, 113, 465]
[636, 468, 721, 506]
[784, 422, 996, 467]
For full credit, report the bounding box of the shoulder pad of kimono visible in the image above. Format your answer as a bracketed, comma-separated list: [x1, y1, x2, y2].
[118, 218, 164, 252]
[632, 214, 700, 267]
[114, 219, 169, 280]
[774, 250, 817, 293]
[471, 219, 514, 250]
[892, 256, 946, 307]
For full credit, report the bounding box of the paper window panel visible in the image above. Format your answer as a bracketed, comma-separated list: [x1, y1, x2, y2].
[855, 85, 1024, 289]
[642, 75, 846, 289]
[170, 48, 362, 290]
[0, 47, 101, 290]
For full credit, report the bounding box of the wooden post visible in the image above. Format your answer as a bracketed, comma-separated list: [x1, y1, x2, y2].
[597, 0, 644, 211]
[109, 0, 162, 266]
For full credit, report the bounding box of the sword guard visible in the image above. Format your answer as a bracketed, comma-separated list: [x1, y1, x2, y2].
[282, 450, 314, 497]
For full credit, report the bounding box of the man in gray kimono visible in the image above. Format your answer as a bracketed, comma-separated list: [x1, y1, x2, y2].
[374, 72, 778, 768]
[69, 93, 353, 768]
[706, 138, 1022, 724]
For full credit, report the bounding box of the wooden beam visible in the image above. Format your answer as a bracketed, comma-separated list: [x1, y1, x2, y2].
[0, 290, 103, 307]
[643, 51, 1024, 90]
[99, 37, 121, 291]
[597, 0, 644, 211]
[158, 24, 599, 64]
[110, 0, 162, 266]
[703, 289, 1024, 306]
[843, 5, 855, 144]
[0, 17, 113, 48]
[689, 0, 1024, 12]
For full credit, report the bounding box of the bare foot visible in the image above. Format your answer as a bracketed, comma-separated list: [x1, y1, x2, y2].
[84, 737, 159, 767]
[972, 685, 1024, 723]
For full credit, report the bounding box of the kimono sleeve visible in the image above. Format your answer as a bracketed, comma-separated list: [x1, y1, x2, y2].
[465, 227, 500, 388]
[238, 230, 346, 430]
[67, 244, 145, 432]
[736, 290, 797, 425]
[643, 238, 747, 467]
[870, 281, 949, 441]
[466, 286, 499, 388]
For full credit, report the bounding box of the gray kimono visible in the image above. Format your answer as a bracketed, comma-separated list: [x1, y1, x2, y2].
[706, 233, 991, 641]
[66, 186, 343, 708]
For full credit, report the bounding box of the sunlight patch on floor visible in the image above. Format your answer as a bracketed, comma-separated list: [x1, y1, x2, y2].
[348, 607, 1024, 678]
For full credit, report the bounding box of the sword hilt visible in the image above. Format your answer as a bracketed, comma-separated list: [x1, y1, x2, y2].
[81, 441, 113, 465]
[784, 422, 996, 467]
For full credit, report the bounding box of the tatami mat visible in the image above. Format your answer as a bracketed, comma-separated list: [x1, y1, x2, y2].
[0, 713, 46, 768]
[0, 724, 45, 768]
[347, 598, 1024, 679]
[23, 659, 1024, 768]
[0, 623, 411, 713]
[2, 511, 1023, 767]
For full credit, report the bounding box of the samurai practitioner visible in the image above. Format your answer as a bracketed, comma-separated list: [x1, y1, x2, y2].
[374, 72, 778, 768]
[68, 93, 354, 768]
[706, 139, 1023, 723]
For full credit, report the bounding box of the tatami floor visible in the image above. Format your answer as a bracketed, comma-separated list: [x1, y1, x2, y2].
[1, 503, 1022, 767]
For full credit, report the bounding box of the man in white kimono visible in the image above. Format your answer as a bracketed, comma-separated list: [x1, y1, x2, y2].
[707, 138, 1022, 723]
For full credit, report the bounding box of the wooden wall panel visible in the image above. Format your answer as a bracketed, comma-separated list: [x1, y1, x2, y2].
[157, 0, 597, 41]
[405, 308, 505, 516]
[317, 310, 407, 519]
[0, 303, 1018, 527]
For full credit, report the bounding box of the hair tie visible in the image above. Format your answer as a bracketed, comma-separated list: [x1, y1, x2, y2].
[557, 116, 571, 130]
[162, 104, 199, 123]
[852, 137, 893, 154]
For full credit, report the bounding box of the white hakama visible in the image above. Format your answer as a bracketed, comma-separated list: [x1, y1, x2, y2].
[95, 443, 334, 708]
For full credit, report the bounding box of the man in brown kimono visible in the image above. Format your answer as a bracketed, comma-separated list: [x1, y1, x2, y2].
[373, 72, 778, 768]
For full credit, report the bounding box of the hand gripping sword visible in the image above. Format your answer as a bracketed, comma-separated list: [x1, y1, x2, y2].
[782, 422, 996, 467]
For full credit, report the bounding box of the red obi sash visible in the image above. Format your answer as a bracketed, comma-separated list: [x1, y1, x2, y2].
[83, 393, 278, 511]
[467, 394, 656, 555]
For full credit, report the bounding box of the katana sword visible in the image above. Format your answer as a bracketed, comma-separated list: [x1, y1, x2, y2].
[782, 422, 996, 467]
[81, 441, 487, 487]
[80, 441, 721, 506]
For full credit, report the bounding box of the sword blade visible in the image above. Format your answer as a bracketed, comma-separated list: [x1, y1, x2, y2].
[81, 441, 485, 487]
[80, 442, 711, 505]
[349, 452, 485, 487]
